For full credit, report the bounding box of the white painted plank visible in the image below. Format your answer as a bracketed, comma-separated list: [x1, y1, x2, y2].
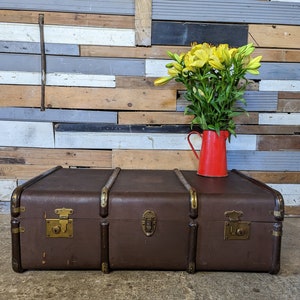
[0, 23, 135, 46]
[146, 59, 170, 77]
[0, 179, 17, 201]
[259, 113, 300, 125]
[55, 131, 256, 150]
[267, 184, 300, 206]
[260, 80, 300, 91]
[0, 121, 54, 148]
[0, 71, 116, 87]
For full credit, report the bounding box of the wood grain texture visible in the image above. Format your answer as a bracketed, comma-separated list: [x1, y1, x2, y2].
[259, 113, 300, 125]
[0, 147, 112, 169]
[0, 10, 134, 28]
[241, 171, 300, 184]
[135, 0, 152, 46]
[278, 92, 300, 112]
[249, 24, 300, 49]
[257, 135, 300, 151]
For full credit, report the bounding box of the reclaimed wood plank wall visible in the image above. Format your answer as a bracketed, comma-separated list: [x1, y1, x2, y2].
[0, 0, 299, 214]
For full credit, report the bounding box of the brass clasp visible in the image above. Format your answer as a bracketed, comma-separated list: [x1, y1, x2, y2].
[142, 210, 157, 237]
[46, 208, 73, 238]
[224, 210, 250, 240]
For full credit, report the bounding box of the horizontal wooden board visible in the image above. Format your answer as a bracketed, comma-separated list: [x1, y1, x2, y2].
[177, 91, 278, 112]
[268, 184, 300, 206]
[240, 171, 300, 184]
[278, 92, 300, 112]
[0, 71, 116, 87]
[260, 80, 300, 91]
[0, 10, 134, 28]
[0, 54, 145, 76]
[236, 125, 299, 135]
[249, 24, 300, 49]
[0, 23, 135, 46]
[0, 41, 79, 55]
[0, 85, 176, 111]
[0, 1, 135, 15]
[0, 121, 54, 148]
[146, 59, 300, 80]
[0, 107, 117, 124]
[227, 151, 300, 171]
[0, 179, 16, 201]
[257, 135, 300, 150]
[152, 21, 248, 46]
[81, 45, 300, 62]
[259, 113, 300, 125]
[0, 147, 112, 169]
[152, 0, 300, 25]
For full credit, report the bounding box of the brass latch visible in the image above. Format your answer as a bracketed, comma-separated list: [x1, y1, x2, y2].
[46, 208, 73, 238]
[224, 210, 250, 240]
[142, 210, 157, 237]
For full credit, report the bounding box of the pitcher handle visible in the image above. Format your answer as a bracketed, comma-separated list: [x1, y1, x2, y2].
[187, 131, 203, 160]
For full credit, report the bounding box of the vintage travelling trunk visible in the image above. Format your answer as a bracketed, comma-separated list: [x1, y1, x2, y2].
[11, 166, 284, 274]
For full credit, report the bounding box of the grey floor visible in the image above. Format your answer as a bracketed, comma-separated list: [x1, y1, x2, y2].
[0, 202, 299, 300]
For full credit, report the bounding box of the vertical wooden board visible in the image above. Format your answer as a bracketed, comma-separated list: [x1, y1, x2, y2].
[0, 121, 54, 148]
[152, 21, 248, 46]
[0, 179, 17, 201]
[135, 0, 152, 46]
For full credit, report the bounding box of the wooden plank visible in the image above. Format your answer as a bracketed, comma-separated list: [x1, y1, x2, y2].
[0, 71, 116, 87]
[0, 107, 117, 124]
[253, 48, 300, 62]
[152, 0, 300, 25]
[0, 1, 135, 15]
[0, 41, 79, 55]
[227, 151, 300, 171]
[240, 171, 300, 184]
[152, 21, 248, 46]
[257, 135, 300, 150]
[135, 0, 152, 46]
[260, 80, 300, 91]
[268, 184, 300, 206]
[0, 10, 134, 28]
[0, 121, 54, 148]
[0, 23, 135, 46]
[278, 92, 300, 112]
[249, 24, 300, 49]
[0, 179, 16, 200]
[46, 87, 176, 111]
[112, 149, 198, 170]
[284, 206, 300, 216]
[236, 125, 299, 135]
[0, 147, 112, 168]
[259, 113, 300, 125]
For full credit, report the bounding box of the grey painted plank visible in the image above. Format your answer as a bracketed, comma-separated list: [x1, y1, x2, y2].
[0, 54, 145, 76]
[152, 0, 300, 25]
[0, 41, 79, 56]
[0, 0, 134, 15]
[0, 108, 117, 124]
[227, 151, 300, 171]
[177, 91, 278, 112]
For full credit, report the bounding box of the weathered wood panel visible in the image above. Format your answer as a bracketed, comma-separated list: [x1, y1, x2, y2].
[0, 1, 135, 15]
[236, 125, 299, 135]
[0, 179, 16, 200]
[268, 184, 300, 206]
[0, 10, 135, 28]
[249, 24, 300, 49]
[135, 0, 152, 46]
[257, 135, 300, 150]
[0, 71, 116, 87]
[0, 107, 117, 124]
[278, 92, 300, 112]
[0, 23, 135, 46]
[0, 147, 112, 169]
[152, 21, 248, 46]
[0, 41, 79, 55]
[152, 0, 300, 25]
[260, 80, 300, 91]
[241, 171, 300, 184]
[259, 113, 300, 125]
[0, 121, 54, 148]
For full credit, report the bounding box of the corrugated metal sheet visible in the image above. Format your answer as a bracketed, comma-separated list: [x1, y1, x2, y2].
[153, 0, 300, 25]
[0, 0, 134, 15]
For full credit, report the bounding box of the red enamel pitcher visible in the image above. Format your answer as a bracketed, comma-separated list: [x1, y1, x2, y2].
[187, 130, 229, 177]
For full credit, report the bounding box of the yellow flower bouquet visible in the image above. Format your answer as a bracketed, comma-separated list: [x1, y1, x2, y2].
[154, 43, 262, 137]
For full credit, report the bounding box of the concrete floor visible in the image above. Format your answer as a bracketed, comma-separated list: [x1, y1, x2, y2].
[0, 202, 299, 300]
